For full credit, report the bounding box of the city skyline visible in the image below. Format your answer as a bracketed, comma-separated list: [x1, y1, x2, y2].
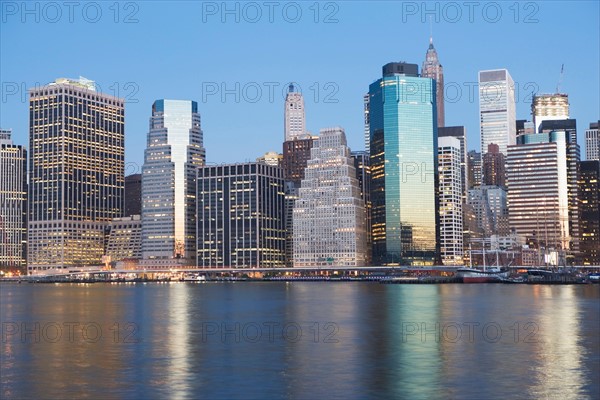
[1, 2, 598, 167]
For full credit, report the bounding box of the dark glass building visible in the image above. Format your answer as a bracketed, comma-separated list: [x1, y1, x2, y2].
[579, 160, 599, 265]
[197, 162, 285, 268]
[124, 173, 142, 216]
[369, 62, 439, 266]
[351, 150, 372, 265]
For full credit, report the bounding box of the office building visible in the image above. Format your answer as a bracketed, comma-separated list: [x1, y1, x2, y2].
[479, 69, 516, 155]
[293, 127, 367, 267]
[141, 99, 205, 266]
[369, 62, 438, 265]
[422, 37, 445, 128]
[586, 121, 599, 161]
[579, 161, 599, 265]
[105, 215, 142, 261]
[364, 93, 370, 153]
[124, 173, 142, 217]
[282, 137, 315, 183]
[468, 185, 507, 237]
[197, 163, 285, 268]
[438, 137, 463, 265]
[482, 143, 506, 187]
[438, 126, 468, 198]
[467, 150, 482, 189]
[28, 77, 124, 272]
[351, 150, 372, 265]
[284, 84, 307, 141]
[532, 93, 569, 133]
[0, 129, 27, 271]
[257, 151, 282, 167]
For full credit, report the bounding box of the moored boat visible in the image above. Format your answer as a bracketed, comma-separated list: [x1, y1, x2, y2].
[456, 267, 509, 283]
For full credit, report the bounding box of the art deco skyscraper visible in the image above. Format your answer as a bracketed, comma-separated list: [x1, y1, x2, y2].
[0, 129, 27, 271]
[293, 127, 367, 267]
[141, 100, 205, 266]
[28, 78, 124, 272]
[369, 62, 439, 266]
[422, 37, 445, 128]
[438, 137, 463, 265]
[479, 69, 516, 156]
[532, 93, 569, 133]
[284, 84, 307, 141]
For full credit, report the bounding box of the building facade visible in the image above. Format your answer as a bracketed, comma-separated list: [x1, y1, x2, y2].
[351, 150, 372, 265]
[482, 143, 506, 187]
[438, 126, 468, 199]
[124, 173, 142, 217]
[579, 160, 599, 265]
[105, 215, 142, 261]
[369, 62, 439, 265]
[141, 100, 205, 266]
[293, 127, 367, 267]
[479, 69, 516, 156]
[438, 137, 464, 265]
[197, 163, 285, 268]
[467, 150, 482, 189]
[28, 78, 124, 272]
[284, 84, 307, 141]
[421, 37, 445, 128]
[0, 130, 27, 271]
[532, 93, 569, 134]
[586, 121, 599, 161]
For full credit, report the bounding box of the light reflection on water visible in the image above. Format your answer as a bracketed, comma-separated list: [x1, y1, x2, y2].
[1, 283, 598, 399]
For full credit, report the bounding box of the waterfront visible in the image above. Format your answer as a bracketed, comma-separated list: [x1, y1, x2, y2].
[1, 283, 599, 399]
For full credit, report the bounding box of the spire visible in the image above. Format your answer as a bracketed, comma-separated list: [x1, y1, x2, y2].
[429, 16, 434, 49]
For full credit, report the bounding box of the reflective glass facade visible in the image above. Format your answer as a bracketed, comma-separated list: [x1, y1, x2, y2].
[479, 69, 516, 156]
[369, 65, 439, 265]
[142, 100, 205, 264]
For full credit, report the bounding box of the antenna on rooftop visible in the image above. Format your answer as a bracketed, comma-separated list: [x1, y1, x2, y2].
[556, 64, 564, 94]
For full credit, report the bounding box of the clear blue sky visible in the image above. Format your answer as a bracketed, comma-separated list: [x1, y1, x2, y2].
[1, 1, 599, 172]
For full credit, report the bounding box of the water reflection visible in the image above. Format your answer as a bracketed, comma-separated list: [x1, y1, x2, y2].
[1, 283, 598, 399]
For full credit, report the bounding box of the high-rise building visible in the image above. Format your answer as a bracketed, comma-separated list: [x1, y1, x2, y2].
[282, 137, 315, 183]
[351, 150, 372, 265]
[369, 62, 438, 265]
[28, 77, 124, 272]
[482, 143, 506, 187]
[507, 131, 580, 257]
[422, 37, 445, 128]
[468, 185, 507, 237]
[0, 129, 27, 271]
[479, 69, 516, 156]
[197, 163, 285, 268]
[578, 160, 599, 265]
[284, 84, 307, 141]
[438, 137, 463, 265]
[532, 93, 569, 133]
[105, 215, 142, 262]
[438, 126, 468, 199]
[586, 121, 599, 161]
[293, 127, 367, 267]
[467, 150, 482, 188]
[124, 173, 142, 217]
[141, 99, 205, 266]
[256, 151, 282, 167]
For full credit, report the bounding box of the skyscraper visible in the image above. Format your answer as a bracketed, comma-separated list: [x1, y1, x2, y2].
[482, 143, 506, 187]
[578, 160, 599, 265]
[438, 137, 463, 265]
[197, 163, 285, 268]
[363, 93, 371, 153]
[438, 126, 468, 199]
[369, 62, 438, 266]
[141, 100, 205, 266]
[28, 78, 124, 272]
[0, 129, 27, 271]
[532, 93, 569, 133]
[284, 84, 307, 141]
[124, 173, 142, 217]
[479, 69, 516, 156]
[586, 121, 599, 161]
[422, 37, 445, 128]
[507, 131, 579, 258]
[105, 215, 142, 262]
[351, 150, 372, 265]
[293, 127, 367, 267]
[467, 150, 482, 188]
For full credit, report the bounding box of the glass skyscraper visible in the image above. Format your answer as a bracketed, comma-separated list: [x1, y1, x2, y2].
[141, 100, 205, 266]
[369, 62, 439, 266]
[28, 78, 124, 273]
[479, 69, 516, 156]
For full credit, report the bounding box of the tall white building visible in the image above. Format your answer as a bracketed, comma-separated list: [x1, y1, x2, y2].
[438, 137, 463, 265]
[284, 84, 307, 141]
[141, 100, 205, 266]
[479, 69, 516, 156]
[586, 121, 599, 161]
[293, 127, 367, 267]
[532, 93, 569, 134]
[363, 93, 370, 153]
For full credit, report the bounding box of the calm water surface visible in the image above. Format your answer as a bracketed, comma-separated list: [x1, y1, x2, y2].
[1, 282, 599, 399]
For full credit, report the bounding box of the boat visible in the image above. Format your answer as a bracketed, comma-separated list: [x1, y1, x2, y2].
[588, 273, 600, 283]
[455, 267, 509, 283]
[183, 274, 206, 282]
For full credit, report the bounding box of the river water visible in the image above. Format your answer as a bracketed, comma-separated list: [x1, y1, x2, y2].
[1, 282, 599, 399]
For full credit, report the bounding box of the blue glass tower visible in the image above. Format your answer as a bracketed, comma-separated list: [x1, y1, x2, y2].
[369, 62, 439, 265]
